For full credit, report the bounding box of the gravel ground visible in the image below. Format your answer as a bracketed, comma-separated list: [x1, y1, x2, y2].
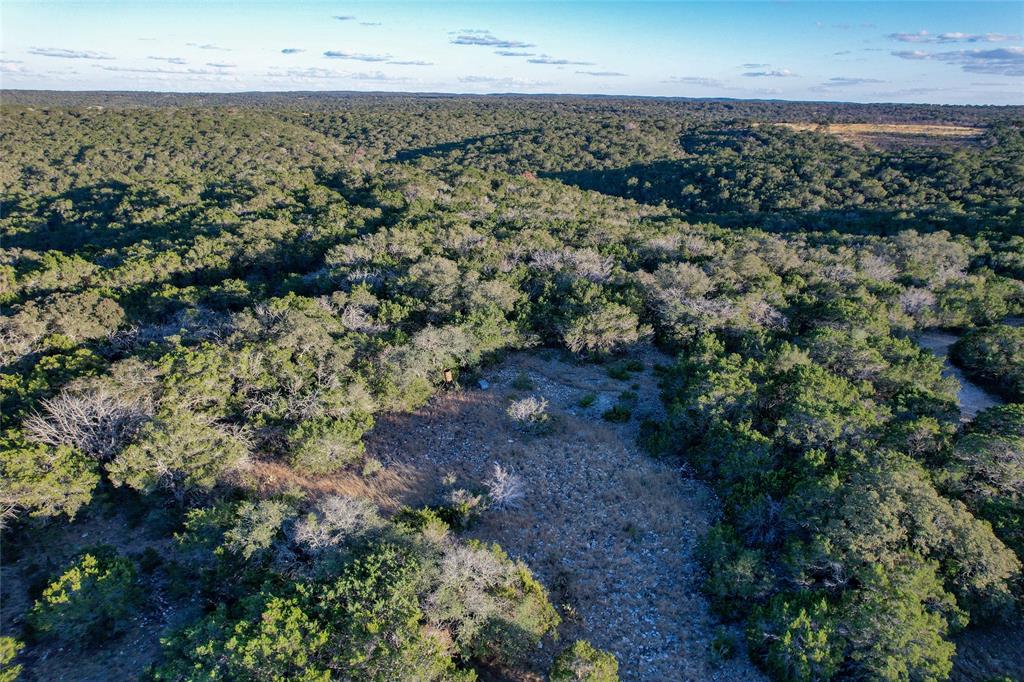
[365, 346, 766, 681]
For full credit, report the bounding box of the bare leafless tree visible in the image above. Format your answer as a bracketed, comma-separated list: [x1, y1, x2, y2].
[24, 388, 150, 461]
[485, 462, 524, 509]
[506, 396, 550, 433]
[292, 495, 383, 552]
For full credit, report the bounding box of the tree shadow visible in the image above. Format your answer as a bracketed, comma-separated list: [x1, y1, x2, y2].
[393, 128, 541, 163]
[544, 161, 1023, 236]
[2, 181, 209, 254]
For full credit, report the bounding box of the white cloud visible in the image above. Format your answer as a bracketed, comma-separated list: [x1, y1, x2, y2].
[96, 65, 230, 75]
[893, 46, 1024, 76]
[888, 30, 1021, 44]
[528, 54, 595, 66]
[450, 32, 534, 49]
[662, 76, 724, 87]
[742, 69, 798, 78]
[187, 42, 231, 51]
[149, 56, 187, 65]
[458, 75, 552, 87]
[576, 70, 627, 77]
[324, 50, 391, 62]
[29, 47, 113, 60]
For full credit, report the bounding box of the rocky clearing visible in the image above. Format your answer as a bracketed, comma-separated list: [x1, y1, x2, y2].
[363, 346, 765, 681]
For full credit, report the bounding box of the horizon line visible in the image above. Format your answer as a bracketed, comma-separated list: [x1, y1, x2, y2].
[2, 87, 1021, 108]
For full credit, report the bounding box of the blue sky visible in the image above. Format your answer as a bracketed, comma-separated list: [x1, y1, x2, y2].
[2, 1, 1021, 104]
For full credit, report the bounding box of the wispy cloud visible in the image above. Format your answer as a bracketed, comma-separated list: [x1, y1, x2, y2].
[576, 70, 627, 77]
[3, 63, 80, 79]
[741, 63, 769, 68]
[893, 46, 1024, 76]
[96, 65, 228, 75]
[528, 54, 595, 66]
[206, 62, 236, 68]
[742, 69, 798, 77]
[29, 47, 113, 60]
[495, 50, 536, 57]
[149, 56, 187, 65]
[324, 50, 391, 62]
[823, 76, 885, 85]
[1, 60, 29, 74]
[187, 42, 231, 51]
[892, 50, 931, 60]
[450, 31, 534, 49]
[281, 48, 305, 55]
[810, 76, 886, 92]
[349, 71, 412, 82]
[333, 15, 356, 21]
[266, 67, 346, 80]
[387, 60, 433, 66]
[264, 67, 410, 83]
[888, 30, 1020, 44]
[360, 22, 382, 27]
[458, 75, 552, 87]
[663, 75, 724, 87]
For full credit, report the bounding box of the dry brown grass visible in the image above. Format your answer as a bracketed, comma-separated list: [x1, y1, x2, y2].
[239, 458, 426, 513]
[779, 122, 983, 137]
[774, 122, 984, 149]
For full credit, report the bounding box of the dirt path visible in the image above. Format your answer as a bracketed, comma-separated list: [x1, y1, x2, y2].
[364, 346, 765, 681]
[916, 330, 1002, 420]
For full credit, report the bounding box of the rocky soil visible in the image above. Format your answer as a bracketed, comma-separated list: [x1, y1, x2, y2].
[364, 346, 765, 681]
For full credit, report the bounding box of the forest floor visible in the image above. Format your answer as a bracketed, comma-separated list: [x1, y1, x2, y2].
[360, 345, 766, 681]
[0, 506, 202, 681]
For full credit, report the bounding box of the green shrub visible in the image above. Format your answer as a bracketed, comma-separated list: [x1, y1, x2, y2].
[511, 371, 535, 391]
[969, 403, 1024, 439]
[550, 640, 619, 681]
[393, 506, 450, 532]
[28, 546, 140, 647]
[951, 324, 1024, 402]
[638, 419, 674, 457]
[154, 544, 471, 681]
[606, 364, 631, 381]
[578, 392, 597, 408]
[0, 637, 23, 682]
[107, 407, 247, 498]
[748, 594, 842, 682]
[563, 303, 649, 357]
[223, 500, 295, 560]
[0, 431, 99, 524]
[601, 405, 631, 422]
[286, 413, 374, 474]
[698, 525, 772, 618]
[709, 626, 737, 663]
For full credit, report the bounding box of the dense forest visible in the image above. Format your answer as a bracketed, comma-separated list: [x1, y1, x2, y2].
[1, 92, 1023, 681]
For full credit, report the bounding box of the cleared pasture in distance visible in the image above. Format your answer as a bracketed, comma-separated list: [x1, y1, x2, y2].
[776, 121, 985, 148]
